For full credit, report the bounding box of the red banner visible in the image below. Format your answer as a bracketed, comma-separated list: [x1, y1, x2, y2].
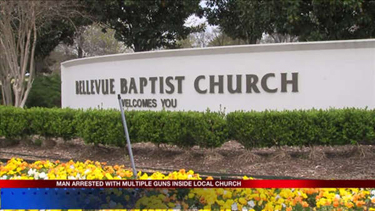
[0, 180, 375, 188]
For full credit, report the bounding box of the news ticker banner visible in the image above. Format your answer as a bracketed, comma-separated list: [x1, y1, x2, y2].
[1, 188, 142, 209]
[2, 180, 375, 209]
[1, 180, 375, 188]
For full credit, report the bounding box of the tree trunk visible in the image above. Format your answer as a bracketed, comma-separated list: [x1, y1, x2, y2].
[20, 79, 34, 108]
[1, 85, 4, 105]
[78, 46, 83, 58]
[20, 20, 37, 108]
[1, 79, 13, 106]
[77, 28, 85, 58]
[133, 42, 141, 52]
[13, 84, 21, 107]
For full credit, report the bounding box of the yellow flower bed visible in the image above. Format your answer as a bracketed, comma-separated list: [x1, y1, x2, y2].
[1, 158, 375, 210]
[0, 158, 202, 180]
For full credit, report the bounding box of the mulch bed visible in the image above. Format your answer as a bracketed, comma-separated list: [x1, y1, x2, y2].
[1, 138, 375, 179]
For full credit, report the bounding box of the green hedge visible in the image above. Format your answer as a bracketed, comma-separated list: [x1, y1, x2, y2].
[0, 106, 227, 148]
[227, 108, 375, 149]
[27, 107, 77, 140]
[0, 106, 29, 139]
[1, 106, 375, 149]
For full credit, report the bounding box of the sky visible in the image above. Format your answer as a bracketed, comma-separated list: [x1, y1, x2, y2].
[184, 0, 217, 33]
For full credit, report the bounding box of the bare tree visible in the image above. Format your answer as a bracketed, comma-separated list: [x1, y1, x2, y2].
[77, 23, 127, 58]
[178, 24, 215, 48]
[0, 0, 83, 107]
[0, 50, 12, 105]
[261, 33, 299, 44]
[193, 32, 214, 48]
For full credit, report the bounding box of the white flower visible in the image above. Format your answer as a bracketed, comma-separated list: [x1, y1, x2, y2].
[242, 207, 248, 211]
[28, 168, 36, 176]
[174, 204, 181, 209]
[248, 200, 255, 208]
[231, 202, 238, 211]
[68, 176, 76, 180]
[275, 194, 280, 199]
[39, 172, 47, 179]
[34, 172, 39, 180]
[84, 169, 90, 174]
[335, 194, 341, 199]
[0, 175, 7, 180]
[282, 203, 286, 208]
[371, 190, 375, 195]
[70, 165, 75, 169]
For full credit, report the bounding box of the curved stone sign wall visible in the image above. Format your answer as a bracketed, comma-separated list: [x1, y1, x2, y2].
[61, 39, 375, 112]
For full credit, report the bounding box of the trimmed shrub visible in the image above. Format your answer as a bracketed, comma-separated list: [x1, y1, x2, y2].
[0, 106, 29, 139]
[130, 111, 166, 146]
[74, 109, 126, 147]
[72, 108, 228, 148]
[196, 110, 227, 148]
[27, 107, 77, 140]
[1, 106, 375, 149]
[227, 108, 375, 149]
